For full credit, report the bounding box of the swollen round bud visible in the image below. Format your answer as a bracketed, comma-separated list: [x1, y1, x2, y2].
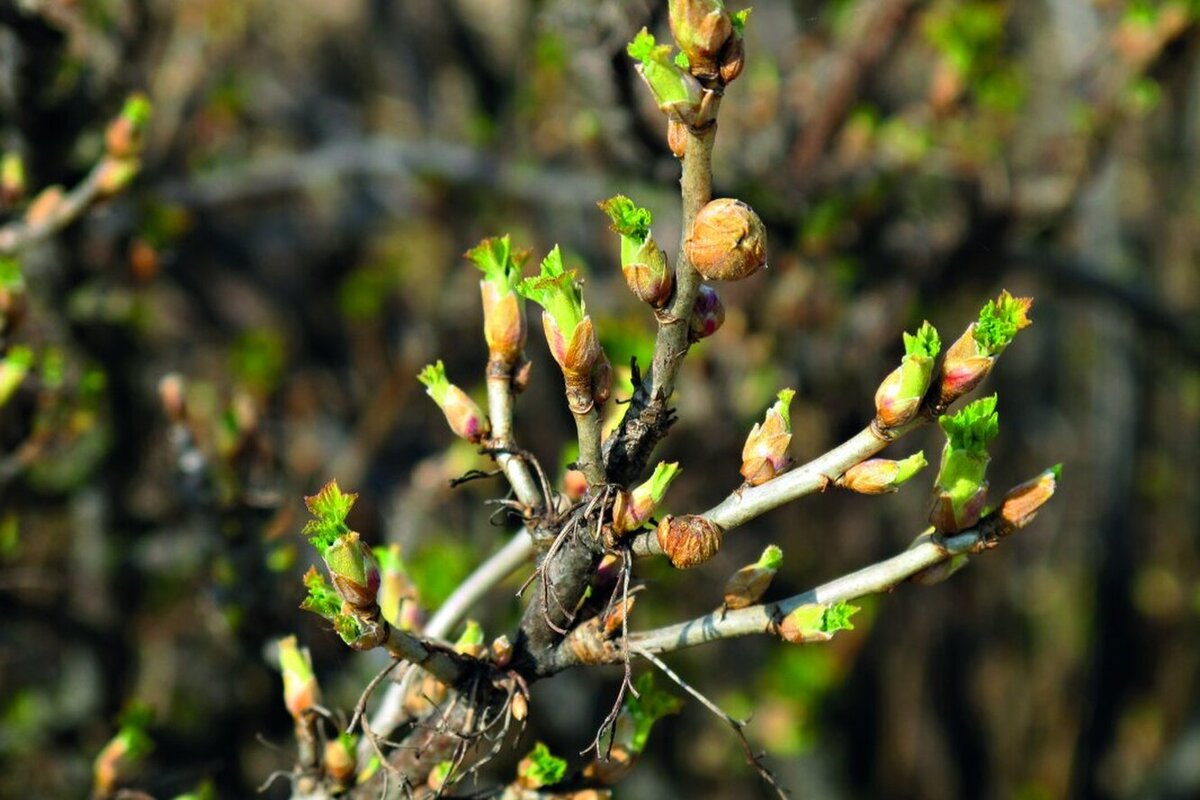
[685, 198, 767, 281]
[688, 284, 725, 342]
[656, 514, 723, 569]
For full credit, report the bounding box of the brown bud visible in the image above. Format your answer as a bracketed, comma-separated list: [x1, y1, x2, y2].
[656, 514, 723, 569]
[323, 738, 356, 784]
[929, 482, 988, 534]
[511, 690, 528, 721]
[718, 33, 745, 83]
[667, 120, 688, 158]
[936, 324, 993, 407]
[998, 466, 1060, 530]
[685, 198, 767, 281]
[669, 0, 734, 80]
[157, 373, 187, 424]
[491, 635, 513, 667]
[563, 468, 589, 502]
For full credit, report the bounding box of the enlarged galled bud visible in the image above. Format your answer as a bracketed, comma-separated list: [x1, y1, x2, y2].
[741, 389, 795, 486]
[278, 635, 321, 722]
[875, 321, 940, 427]
[105, 93, 152, 159]
[324, 735, 357, 785]
[930, 395, 999, 533]
[688, 283, 725, 342]
[998, 464, 1061, 530]
[839, 451, 928, 495]
[656, 514, 723, 569]
[517, 246, 608, 413]
[417, 360, 491, 443]
[723, 544, 782, 610]
[612, 461, 682, 536]
[465, 235, 528, 371]
[324, 531, 381, 609]
[685, 198, 767, 281]
[599, 195, 673, 308]
[668, 0, 733, 80]
[937, 291, 1033, 406]
[626, 29, 705, 126]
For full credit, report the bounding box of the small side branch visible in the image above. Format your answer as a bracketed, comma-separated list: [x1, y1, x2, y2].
[0, 158, 127, 256]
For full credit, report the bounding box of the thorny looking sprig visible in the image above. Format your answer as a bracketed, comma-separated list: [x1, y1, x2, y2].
[278, 3, 1060, 798]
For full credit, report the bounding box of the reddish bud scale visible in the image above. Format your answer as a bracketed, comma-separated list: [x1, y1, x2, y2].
[444, 384, 491, 443]
[667, 120, 688, 158]
[324, 533, 381, 609]
[480, 279, 526, 370]
[741, 392, 794, 487]
[937, 324, 994, 406]
[929, 482, 989, 534]
[543, 312, 605, 413]
[723, 566, 776, 610]
[998, 467, 1059, 530]
[668, 0, 734, 80]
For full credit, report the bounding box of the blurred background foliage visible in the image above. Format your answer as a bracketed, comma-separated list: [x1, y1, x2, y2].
[0, 0, 1198, 797]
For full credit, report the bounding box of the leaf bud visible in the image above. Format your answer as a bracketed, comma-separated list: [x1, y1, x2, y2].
[323, 734, 357, 785]
[517, 742, 568, 790]
[740, 389, 795, 486]
[777, 600, 858, 644]
[417, 360, 491, 443]
[874, 321, 940, 427]
[599, 195, 673, 309]
[718, 10, 752, 83]
[998, 464, 1060, 530]
[563, 468, 589, 502]
[95, 157, 141, 198]
[491, 634, 513, 667]
[277, 635, 321, 723]
[667, 119, 688, 158]
[466, 235, 528, 371]
[0, 346, 33, 408]
[105, 93, 152, 159]
[685, 198, 768, 281]
[92, 705, 153, 799]
[627, 28, 705, 126]
[613, 461, 682, 536]
[838, 451, 928, 495]
[24, 185, 65, 227]
[669, 0, 733, 80]
[688, 283, 725, 342]
[723, 544, 782, 610]
[454, 619, 487, 658]
[656, 514, 723, 569]
[937, 291, 1032, 406]
[929, 396, 999, 533]
[324, 531, 381, 609]
[374, 543, 422, 630]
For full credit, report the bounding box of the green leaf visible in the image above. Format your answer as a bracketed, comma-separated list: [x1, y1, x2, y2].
[465, 235, 526, 290]
[755, 544, 783, 571]
[731, 7, 752, 37]
[902, 320, 941, 359]
[769, 388, 795, 432]
[893, 451, 928, 486]
[674, 50, 691, 69]
[521, 742, 568, 789]
[642, 461, 682, 503]
[973, 290, 1032, 355]
[456, 619, 485, 648]
[300, 567, 341, 621]
[0, 256, 23, 290]
[302, 480, 357, 550]
[627, 28, 658, 62]
[417, 360, 451, 405]
[820, 600, 859, 633]
[938, 394, 999, 455]
[626, 671, 683, 753]
[516, 246, 585, 335]
[598, 195, 653, 242]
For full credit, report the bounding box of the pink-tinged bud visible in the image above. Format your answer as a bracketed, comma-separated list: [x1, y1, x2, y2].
[543, 311, 604, 413]
[24, 185, 65, 227]
[417, 360, 491, 443]
[930, 482, 988, 534]
[688, 283, 725, 342]
[278, 636, 320, 722]
[1, 152, 25, 205]
[324, 532, 381, 609]
[910, 553, 970, 586]
[563, 468, 589, 501]
[998, 465, 1060, 530]
[741, 389, 795, 486]
[480, 279, 526, 369]
[936, 324, 994, 405]
[324, 735, 356, 785]
[938, 292, 1033, 407]
[685, 198, 768, 281]
[839, 451, 927, 495]
[613, 461, 682, 536]
[668, 0, 734, 80]
[930, 396, 998, 533]
[622, 249, 673, 308]
[723, 544, 782, 610]
[875, 321, 940, 427]
[656, 514, 723, 569]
